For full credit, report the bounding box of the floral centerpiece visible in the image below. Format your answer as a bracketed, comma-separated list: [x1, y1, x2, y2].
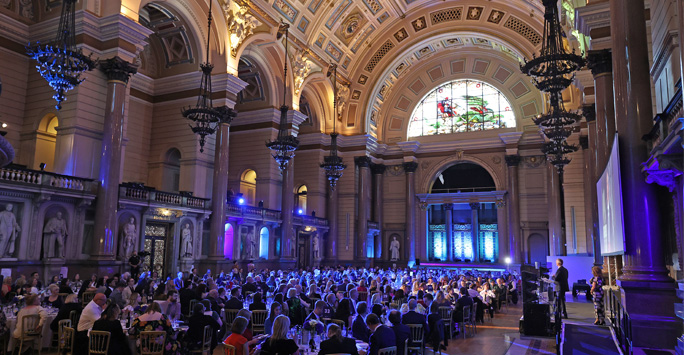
[304, 319, 325, 335]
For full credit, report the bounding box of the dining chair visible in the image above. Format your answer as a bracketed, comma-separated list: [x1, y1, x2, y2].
[224, 309, 240, 329]
[251, 310, 268, 334]
[439, 306, 453, 340]
[330, 319, 345, 328]
[189, 325, 212, 354]
[139, 330, 166, 355]
[224, 343, 236, 355]
[188, 299, 198, 318]
[88, 330, 111, 355]
[17, 314, 42, 355]
[502, 288, 510, 313]
[406, 324, 425, 355]
[358, 291, 368, 302]
[378, 346, 397, 355]
[81, 292, 95, 307]
[404, 338, 408, 355]
[69, 310, 79, 329]
[59, 326, 75, 355]
[470, 303, 478, 335]
[51, 319, 71, 350]
[458, 305, 472, 339]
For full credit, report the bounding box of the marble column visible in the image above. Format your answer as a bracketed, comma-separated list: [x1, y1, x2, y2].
[208, 115, 234, 261]
[372, 164, 386, 258]
[355, 157, 372, 259]
[326, 184, 339, 261]
[280, 161, 295, 259]
[470, 203, 480, 262]
[547, 163, 563, 256]
[505, 155, 522, 263]
[404, 161, 418, 263]
[580, 135, 596, 258]
[91, 57, 137, 260]
[444, 204, 453, 262]
[585, 106, 602, 266]
[587, 49, 616, 175]
[611, 0, 679, 348]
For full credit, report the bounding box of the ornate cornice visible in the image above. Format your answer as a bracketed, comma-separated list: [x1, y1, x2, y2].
[587, 49, 612, 77]
[504, 155, 521, 167]
[651, 31, 679, 80]
[99, 57, 138, 84]
[403, 161, 418, 173]
[645, 169, 677, 192]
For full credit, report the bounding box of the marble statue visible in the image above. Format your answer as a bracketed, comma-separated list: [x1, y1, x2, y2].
[312, 233, 320, 259]
[389, 236, 400, 261]
[181, 223, 193, 257]
[43, 211, 68, 258]
[0, 204, 20, 257]
[119, 217, 137, 258]
[245, 231, 256, 259]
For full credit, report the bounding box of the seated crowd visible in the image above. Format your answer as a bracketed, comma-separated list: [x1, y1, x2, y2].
[0, 265, 519, 354]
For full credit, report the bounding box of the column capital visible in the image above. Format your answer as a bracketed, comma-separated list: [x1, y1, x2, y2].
[504, 155, 521, 167]
[583, 104, 596, 122]
[469, 202, 479, 210]
[354, 156, 372, 168]
[370, 163, 386, 175]
[99, 57, 138, 84]
[403, 161, 419, 173]
[579, 135, 590, 150]
[587, 49, 612, 77]
[442, 203, 454, 211]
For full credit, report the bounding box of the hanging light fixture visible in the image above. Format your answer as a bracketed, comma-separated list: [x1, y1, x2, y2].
[266, 23, 299, 171]
[182, 1, 235, 153]
[520, 0, 585, 174]
[320, 63, 346, 190]
[26, 0, 95, 110]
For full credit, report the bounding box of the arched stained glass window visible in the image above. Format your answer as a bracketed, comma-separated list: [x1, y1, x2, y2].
[408, 79, 515, 137]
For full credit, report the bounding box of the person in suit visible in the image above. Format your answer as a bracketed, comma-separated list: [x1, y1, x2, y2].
[401, 299, 429, 335]
[388, 310, 410, 355]
[319, 323, 359, 355]
[426, 303, 446, 352]
[225, 287, 244, 310]
[452, 287, 473, 335]
[366, 313, 396, 355]
[108, 281, 126, 309]
[305, 300, 325, 323]
[186, 303, 222, 352]
[92, 304, 132, 355]
[553, 258, 569, 318]
[352, 301, 370, 343]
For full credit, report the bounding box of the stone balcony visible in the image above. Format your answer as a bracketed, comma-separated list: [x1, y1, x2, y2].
[118, 184, 210, 212]
[0, 165, 97, 198]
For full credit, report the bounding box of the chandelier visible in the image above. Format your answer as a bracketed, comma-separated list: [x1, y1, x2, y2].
[26, 0, 95, 110]
[320, 63, 346, 190]
[182, 1, 234, 152]
[520, 0, 584, 174]
[266, 24, 299, 171]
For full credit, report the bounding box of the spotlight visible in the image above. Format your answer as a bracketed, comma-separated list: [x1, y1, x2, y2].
[39, 163, 46, 171]
[238, 198, 245, 205]
[505, 257, 512, 264]
[297, 209, 303, 215]
[1, 123, 7, 128]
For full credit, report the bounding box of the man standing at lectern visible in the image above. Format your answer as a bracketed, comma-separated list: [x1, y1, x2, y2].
[553, 258, 569, 318]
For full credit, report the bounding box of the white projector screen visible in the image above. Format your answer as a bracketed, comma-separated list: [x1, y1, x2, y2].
[597, 135, 625, 256]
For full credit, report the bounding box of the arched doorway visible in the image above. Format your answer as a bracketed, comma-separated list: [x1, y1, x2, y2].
[528, 233, 547, 266]
[240, 169, 257, 206]
[33, 114, 58, 171]
[162, 148, 181, 193]
[295, 185, 307, 214]
[223, 223, 234, 259]
[259, 227, 269, 259]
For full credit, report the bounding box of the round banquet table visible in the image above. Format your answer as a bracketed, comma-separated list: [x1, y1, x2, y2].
[5, 312, 57, 351]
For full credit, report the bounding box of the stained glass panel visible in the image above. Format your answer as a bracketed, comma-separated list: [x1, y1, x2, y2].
[408, 79, 515, 137]
[478, 225, 499, 262]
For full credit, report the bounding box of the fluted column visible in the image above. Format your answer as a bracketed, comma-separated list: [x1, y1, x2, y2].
[547, 162, 563, 256]
[470, 203, 480, 262]
[208, 120, 231, 260]
[611, 0, 678, 348]
[444, 204, 453, 262]
[91, 57, 137, 260]
[355, 157, 371, 259]
[404, 161, 418, 263]
[371, 164, 386, 258]
[326, 185, 339, 261]
[505, 155, 522, 263]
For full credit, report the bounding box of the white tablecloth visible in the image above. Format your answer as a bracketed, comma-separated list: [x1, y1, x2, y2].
[6, 313, 57, 351]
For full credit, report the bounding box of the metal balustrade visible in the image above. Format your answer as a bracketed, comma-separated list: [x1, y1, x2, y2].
[607, 288, 633, 354]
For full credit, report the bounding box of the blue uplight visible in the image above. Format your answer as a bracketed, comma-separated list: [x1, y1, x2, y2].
[297, 209, 304, 215]
[238, 198, 245, 205]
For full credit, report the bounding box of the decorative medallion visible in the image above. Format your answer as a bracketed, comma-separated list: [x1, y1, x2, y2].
[352, 90, 361, 100]
[358, 74, 368, 85]
[466, 7, 483, 20]
[487, 10, 505, 24]
[411, 16, 427, 32]
[394, 28, 409, 42]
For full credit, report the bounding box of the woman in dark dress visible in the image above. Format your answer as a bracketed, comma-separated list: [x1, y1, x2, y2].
[249, 292, 267, 311]
[260, 315, 299, 355]
[92, 304, 132, 355]
[50, 294, 82, 332]
[319, 323, 359, 355]
[590, 266, 605, 325]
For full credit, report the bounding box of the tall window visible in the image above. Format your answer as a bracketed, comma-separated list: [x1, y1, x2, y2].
[34, 114, 58, 171]
[296, 185, 307, 213]
[162, 148, 181, 193]
[240, 170, 257, 206]
[408, 79, 515, 137]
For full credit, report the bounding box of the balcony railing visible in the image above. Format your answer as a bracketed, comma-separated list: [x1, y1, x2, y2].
[294, 214, 329, 227]
[368, 221, 379, 230]
[226, 203, 281, 220]
[645, 78, 683, 150]
[0, 166, 96, 192]
[119, 185, 210, 209]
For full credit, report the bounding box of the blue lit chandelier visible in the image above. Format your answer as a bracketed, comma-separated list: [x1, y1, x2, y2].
[320, 63, 346, 190]
[520, 0, 584, 175]
[267, 23, 299, 172]
[26, 0, 95, 110]
[182, 1, 235, 152]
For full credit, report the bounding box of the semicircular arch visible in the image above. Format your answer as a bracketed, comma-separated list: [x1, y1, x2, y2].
[419, 155, 504, 194]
